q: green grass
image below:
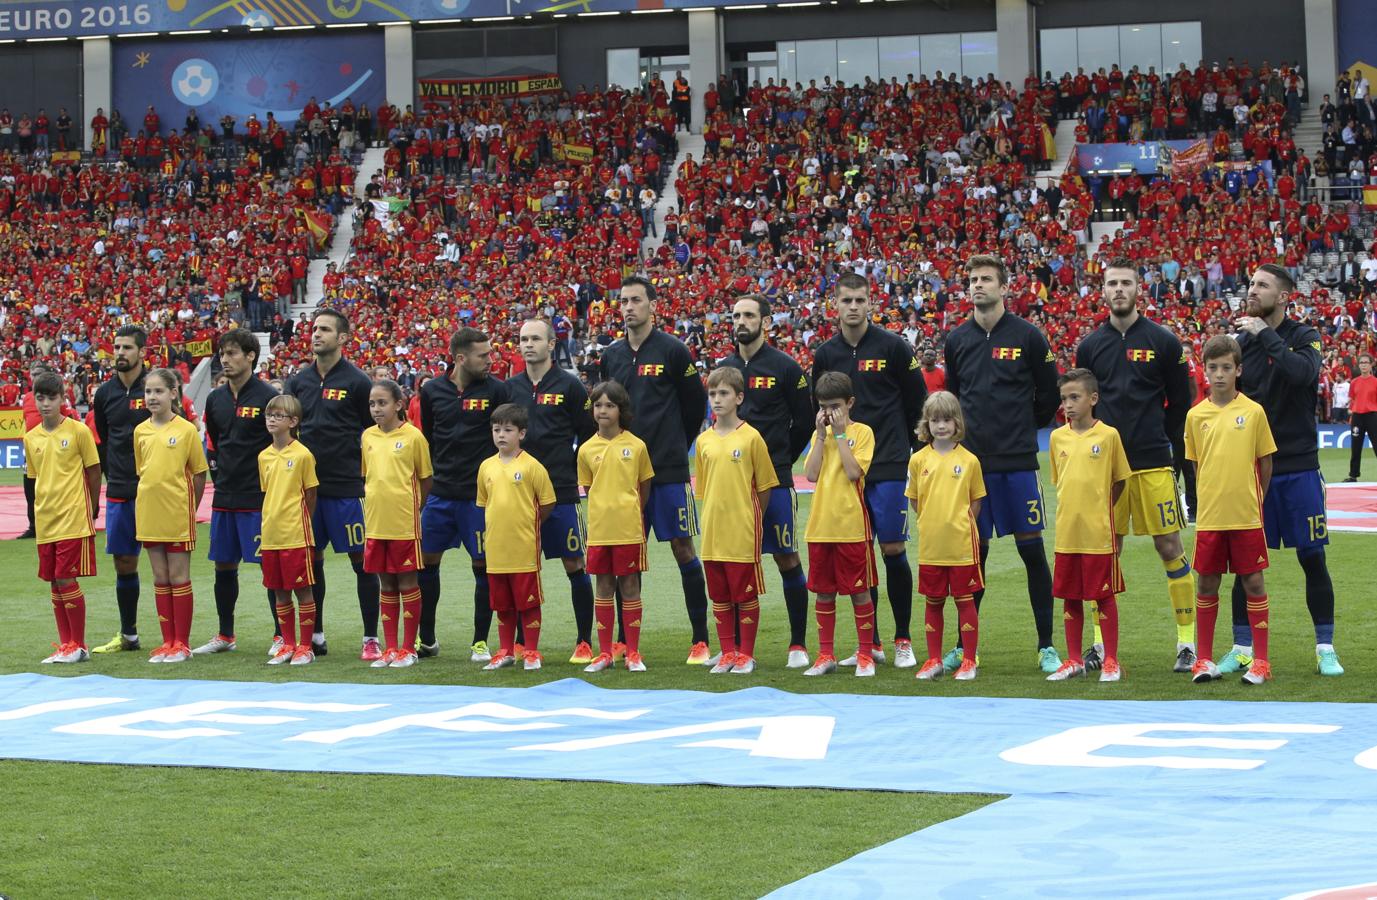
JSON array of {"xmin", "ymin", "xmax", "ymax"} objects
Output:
[
  {"xmin": 0, "ymin": 449, "xmax": 1369, "ymax": 898},
  {"xmin": 0, "ymin": 759, "xmax": 995, "ymax": 899}
]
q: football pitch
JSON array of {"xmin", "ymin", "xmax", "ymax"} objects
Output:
[{"xmin": 1, "ymin": 450, "xmax": 1373, "ymax": 898}]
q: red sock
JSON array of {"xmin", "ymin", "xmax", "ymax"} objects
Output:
[
  {"xmin": 854, "ymin": 601, "xmax": 876, "ymax": 658},
  {"xmin": 1098, "ymin": 596, "xmax": 1120, "ymax": 661},
  {"xmin": 1196, "ymin": 594, "xmax": 1218, "ymax": 661},
  {"xmin": 923, "ymin": 597, "xmax": 944, "ymax": 660},
  {"xmin": 50, "ymin": 585, "xmax": 72, "ymax": 646},
  {"xmin": 594, "ymin": 597, "xmax": 616, "ymax": 654},
  {"xmin": 171, "ymin": 582, "xmax": 194, "ymax": 646},
  {"xmin": 380, "ymin": 591, "xmax": 400, "ymax": 651},
  {"xmin": 1064, "ymin": 600, "xmax": 1085, "ymax": 663},
  {"xmin": 1246, "ymin": 593, "xmax": 1269, "ymax": 661},
  {"xmin": 297, "ymin": 601, "xmax": 317, "ymax": 646},
  {"xmin": 401, "ymin": 588, "xmax": 421, "ymax": 652},
  {"xmin": 62, "ymin": 584, "xmax": 87, "ymax": 648},
  {"xmin": 815, "ymin": 600, "xmax": 836, "ymax": 658},
  {"xmin": 738, "ymin": 599, "xmax": 760, "ymax": 659},
  {"xmin": 520, "ymin": 605, "xmax": 542, "ymax": 653},
  {"xmin": 154, "ymin": 584, "xmax": 174, "ymax": 646},
  {"xmin": 622, "ymin": 597, "xmax": 643, "ymax": 654},
  {"xmin": 955, "ymin": 597, "xmax": 978, "ymax": 659},
  {"xmin": 497, "ymin": 608, "xmax": 517, "ymax": 656},
  {"xmin": 276, "ymin": 601, "xmax": 297, "ymax": 648},
  {"xmin": 712, "ymin": 601, "xmax": 737, "ymax": 655}
]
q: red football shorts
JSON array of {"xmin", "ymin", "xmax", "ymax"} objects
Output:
[
  {"xmin": 807, "ymin": 541, "xmax": 877, "ymax": 596},
  {"xmin": 1194, "ymin": 528, "xmax": 1269, "ymax": 576},
  {"xmin": 704, "ymin": 560, "xmax": 765, "ymax": 604},
  {"xmin": 586, "ymin": 543, "xmax": 647, "ymax": 576},
  {"xmin": 261, "ymin": 547, "xmax": 316, "ymax": 591},
  {"xmin": 1053, "ymin": 552, "xmax": 1125, "ymax": 601},
  {"xmin": 489, "ymin": 571, "xmax": 544, "ymax": 612},
  {"xmin": 143, "ymin": 540, "xmax": 195, "ymax": 554},
  {"xmin": 37, "ymin": 536, "xmax": 97, "ymax": 582},
  {"xmin": 918, "ymin": 563, "xmax": 983, "ymax": 599},
  {"xmin": 363, "ymin": 538, "xmax": 422, "ymax": 574}
]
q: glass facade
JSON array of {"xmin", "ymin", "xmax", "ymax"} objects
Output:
[
  {"xmin": 1039, "ymin": 21, "xmax": 1203, "ymax": 76},
  {"xmin": 777, "ymin": 31, "xmax": 999, "ymax": 86}
]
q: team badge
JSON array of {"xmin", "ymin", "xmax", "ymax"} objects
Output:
[
  {"xmin": 167, "ymin": 436, "xmax": 177, "ymax": 446},
  {"xmin": 286, "ymin": 459, "xmax": 295, "ymax": 468},
  {"xmin": 731, "ymin": 448, "xmax": 742, "ymax": 461},
  {"xmin": 952, "ymin": 464, "xmax": 962, "ymax": 477},
  {"xmin": 514, "ymin": 471, "xmax": 523, "ymax": 482},
  {"xmin": 1235, "ymin": 415, "xmax": 1247, "ymax": 430},
  {"xmin": 59, "ymin": 438, "xmax": 69, "ymax": 448},
  {"xmin": 1091, "ymin": 444, "xmax": 1101, "ymax": 458},
  {"xmin": 621, "ymin": 448, "xmax": 632, "ymax": 458},
  {"xmin": 394, "ymin": 441, "xmax": 404, "ymax": 451}
]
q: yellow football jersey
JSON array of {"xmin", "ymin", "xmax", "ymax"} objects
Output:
[
  {"xmin": 694, "ymin": 422, "xmax": 779, "ymax": 563},
  {"xmin": 803, "ymin": 423, "xmax": 875, "ymax": 543},
  {"xmin": 477, "ymin": 451, "xmax": 556, "ymax": 573},
  {"xmin": 361, "ymin": 422, "xmax": 433, "ymax": 541},
  {"xmin": 24, "ymin": 418, "xmax": 100, "ymax": 543},
  {"xmin": 578, "ymin": 430, "xmax": 654, "ymax": 547},
  {"xmin": 905, "ymin": 444, "xmax": 985, "ymax": 565},
  {"xmin": 133, "ymin": 416, "xmax": 209, "ymax": 543},
  {"xmin": 258, "ymin": 440, "xmax": 319, "ymax": 550},
  {"xmin": 1049, "ymin": 421, "xmax": 1132, "ymax": 554},
  {"xmin": 1185, "ymin": 393, "xmax": 1277, "ymax": 531}
]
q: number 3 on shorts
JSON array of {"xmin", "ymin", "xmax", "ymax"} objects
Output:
[{"xmin": 1025, "ymin": 499, "xmax": 1042, "ymax": 526}]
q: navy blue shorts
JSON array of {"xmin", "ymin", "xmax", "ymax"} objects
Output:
[
  {"xmin": 1263, "ymin": 469, "xmax": 1329, "ymax": 551},
  {"xmin": 864, "ymin": 480, "xmax": 910, "ymax": 544},
  {"xmin": 421, "ymin": 495, "xmax": 485, "ymax": 559},
  {"xmin": 541, "ymin": 502, "xmax": 586, "ymax": 560},
  {"xmin": 104, "ymin": 498, "xmax": 141, "ymax": 556},
  {"xmin": 209, "ymin": 509, "xmax": 263, "ymax": 564},
  {"xmin": 643, "ymin": 482, "xmax": 698, "ymax": 542},
  {"xmin": 976, "ymin": 470, "xmax": 1046, "ymax": 541},
  {"xmin": 312, "ymin": 496, "xmax": 366, "ymax": 554},
  {"xmin": 760, "ymin": 486, "xmax": 799, "ymax": 555}
]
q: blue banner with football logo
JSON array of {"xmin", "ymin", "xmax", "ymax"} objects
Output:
[{"xmin": 112, "ymin": 32, "xmax": 385, "ymax": 129}]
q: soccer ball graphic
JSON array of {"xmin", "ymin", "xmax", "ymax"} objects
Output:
[
  {"xmin": 433, "ymin": 0, "xmax": 469, "ymax": 13},
  {"xmin": 242, "ymin": 10, "xmax": 273, "ymax": 25},
  {"xmin": 172, "ymin": 59, "xmax": 219, "ymax": 107}
]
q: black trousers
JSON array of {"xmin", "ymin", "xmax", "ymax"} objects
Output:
[{"xmin": 1351, "ymin": 411, "xmax": 1377, "ymax": 478}]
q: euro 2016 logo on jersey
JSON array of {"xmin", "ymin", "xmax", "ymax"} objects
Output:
[
  {"xmin": 167, "ymin": 436, "xmax": 178, "ymax": 446},
  {"xmin": 1235, "ymin": 415, "xmax": 1247, "ymax": 430},
  {"xmin": 731, "ymin": 448, "xmax": 742, "ymax": 463},
  {"xmin": 992, "ymin": 347, "xmax": 1022, "ymax": 360},
  {"xmin": 322, "ymin": 388, "xmax": 349, "ymax": 401},
  {"xmin": 857, "ymin": 359, "xmax": 886, "ymax": 372},
  {"xmin": 637, "ymin": 364, "xmax": 666, "ymax": 377},
  {"xmin": 1126, "ymin": 349, "xmax": 1156, "ymax": 362},
  {"xmin": 393, "ymin": 441, "xmax": 404, "ymax": 452},
  {"xmin": 129, "ymin": 398, "xmax": 145, "ymax": 410},
  {"xmin": 952, "ymin": 464, "xmax": 962, "ymax": 477},
  {"xmin": 749, "ymin": 376, "xmax": 777, "ymax": 389},
  {"xmin": 514, "ymin": 471, "xmax": 523, "ymax": 482},
  {"xmin": 537, "ymin": 393, "xmax": 564, "ymax": 405},
  {"xmin": 621, "ymin": 448, "xmax": 632, "ymax": 459},
  {"xmin": 60, "ymin": 438, "xmax": 69, "ymax": 449},
  {"xmin": 462, "ymin": 399, "xmax": 490, "ymax": 411},
  {"xmin": 1091, "ymin": 444, "xmax": 1102, "ymax": 458},
  {"xmin": 238, "ymin": 406, "xmax": 262, "ymax": 418},
  {"xmin": 286, "ymin": 459, "xmax": 295, "ymax": 469}
]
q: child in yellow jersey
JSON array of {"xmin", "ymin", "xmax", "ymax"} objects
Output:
[
  {"xmin": 362, "ymin": 380, "xmax": 433, "ymax": 669},
  {"xmin": 801, "ymin": 372, "xmax": 879, "ymax": 678},
  {"xmin": 477, "ymin": 403, "xmax": 556, "ymax": 671},
  {"xmin": 1186, "ymin": 335, "xmax": 1277, "ymax": 686},
  {"xmin": 25, "ymin": 370, "xmax": 101, "ymax": 663},
  {"xmin": 259, "ymin": 394, "xmax": 320, "ymax": 666},
  {"xmin": 1046, "ymin": 370, "xmax": 1131, "ymax": 683},
  {"xmin": 577, "ymin": 381, "xmax": 654, "ymax": 673},
  {"xmin": 133, "ymin": 368, "xmax": 208, "ymax": 664},
  {"xmin": 695, "ymin": 367, "xmax": 778, "ymax": 675},
  {"xmin": 907, "ymin": 391, "xmax": 986, "ymax": 683}
]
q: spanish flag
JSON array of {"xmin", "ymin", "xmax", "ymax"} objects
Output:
[
  {"xmin": 1365, "ymin": 185, "xmax": 1377, "ymax": 210},
  {"xmin": 303, "ymin": 209, "xmax": 331, "ymax": 251}
]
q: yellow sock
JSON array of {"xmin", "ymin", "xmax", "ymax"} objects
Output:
[{"xmin": 1165, "ymin": 555, "xmax": 1196, "ymax": 644}]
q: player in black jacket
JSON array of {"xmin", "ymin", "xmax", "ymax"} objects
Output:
[
  {"xmin": 719, "ymin": 294, "xmax": 816, "ymax": 666},
  {"xmin": 418, "ymin": 326, "xmax": 512, "ymax": 662},
  {"xmin": 1227, "ymin": 264, "xmax": 1343, "ymax": 676},
  {"xmin": 196, "ymin": 328, "xmax": 279, "ymax": 656},
  {"xmin": 811, "ymin": 272, "xmax": 927, "ymax": 667},
  {"xmin": 1075, "ymin": 261, "xmax": 1198, "ymax": 673},
  {"xmin": 510, "ymin": 318, "xmax": 597, "ymax": 662},
  {"xmin": 599, "ymin": 275, "xmax": 712, "ymax": 662},
  {"xmin": 90, "ymin": 325, "xmax": 150, "ymax": 654},
  {"xmin": 944, "ymin": 255, "xmax": 1061, "ymax": 672},
  {"xmin": 286, "ymin": 309, "xmax": 377, "ymax": 659}
]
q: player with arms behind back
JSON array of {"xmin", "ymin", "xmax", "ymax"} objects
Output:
[
  {"xmin": 908, "ymin": 391, "xmax": 985, "ymax": 682},
  {"xmin": 26, "ymin": 369, "xmax": 102, "ymax": 664},
  {"xmin": 578, "ymin": 381, "xmax": 655, "ymax": 673},
  {"xmin": 801, "ymin": 372, "xmax": 880, "ymax": 678},
  {"xmin": 1046, "ymin": 370, "xmax": 1131, "ymax": 683},
  {"xmin": 1186, "ymin": 335, "xmax": 1277, "ymax": 686},
  {"xmin": 695, "ymin": 367, "xmax": 779, "ymax": 675},
  {"xmin": 259, "ymin": 395, "xmax": 321, "ymax": 666}
]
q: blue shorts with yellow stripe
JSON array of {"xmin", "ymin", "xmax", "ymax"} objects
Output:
[
  {"xmin": 643, "ymin": 482, "xmax": 698, "ymax": 542},
  {"xmin": 541, "ymin": 502, "xmax": 586, "ymax": 559}
]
